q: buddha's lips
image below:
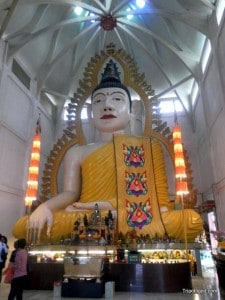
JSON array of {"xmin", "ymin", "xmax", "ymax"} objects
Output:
[{"xmin": 100, "ymin": 114, "xmax": 116, "ymax": 119}]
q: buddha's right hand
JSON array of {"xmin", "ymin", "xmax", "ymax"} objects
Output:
[{"xmin": 27, "ymin": 203, "xmax": 53, "ymax": 243}]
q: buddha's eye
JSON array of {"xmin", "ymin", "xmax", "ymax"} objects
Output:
[
  {"xmin": 93, "ymin": 93, "xmax": 105, "ymax": 104},
  {"xmin": 93, "ymin": 99, "xmax": 102, "ymax": 104},
  {"xmin": 111, "ymin": 92, "xmax": 126, "ymax": 102},
  {"xmin": 93, "ymin": 96, "xmax": 105, "ymax": 104}
]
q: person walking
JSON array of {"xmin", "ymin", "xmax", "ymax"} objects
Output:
[{"xmin": 8, "ymin": 238, "xmax": 28, "ymax": 300}]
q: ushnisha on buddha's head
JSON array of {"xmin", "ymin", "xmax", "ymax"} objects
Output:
[{"xmin": 91, "ymin": 59, "xmax": 132, "ymax": 133}]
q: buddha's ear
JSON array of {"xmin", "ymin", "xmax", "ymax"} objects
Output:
[
  {"xmin": 131, "ymin": 99, "xmax": 141, "ymax": 115},
  {"xmin": 129, "ymin": 99, "xmax": 144, "ymax": 135}
]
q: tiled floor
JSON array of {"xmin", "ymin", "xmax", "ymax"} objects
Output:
[{"xmin": 0, "ymin": 266, "xmax": 224, "ymax": 300}]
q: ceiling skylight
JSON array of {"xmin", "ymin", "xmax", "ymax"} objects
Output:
[
  {"xmin": 74, "ymin": 7, "xmax": 83, "ymax": 15},
  {"xmin": 136, "ymin": 0, "xmax": 146, "ymax": 9},
  {"xmin": 126, "ymin": 8, "xmax": 133, "ymax": 20}
]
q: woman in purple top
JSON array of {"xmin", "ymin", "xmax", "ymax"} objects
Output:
[{"xmin": 8, "ymin": 238, "xmax": 28, "ymax": 300}]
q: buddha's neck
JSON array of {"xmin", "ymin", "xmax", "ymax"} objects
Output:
[{"xmin": 99, "ymin": 130, "xmax": 124, "ymax": 142}]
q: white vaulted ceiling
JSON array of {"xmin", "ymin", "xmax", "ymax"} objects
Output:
[{"xmin": 0, "ymin": 0, "xmax": 217, "ymax": 119}]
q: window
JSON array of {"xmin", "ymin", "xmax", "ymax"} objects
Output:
[
  {"xmin": 216, "ymin": 0, "xmax": 225, "ymax": 25},
  {"xmin": 81, "ymin": 105, "xmax": 88, "ymax": 119},
  {"xmin": 191, "ymin": 81, "xmax": 199, "ymax": 106},
  {"xmin": 159, "ymin": 98, "xmax": 183, "ymax": 114},
  {"xmin": 201, "ymin": 39, "xmax": 212, "ymax": 74},
  {"xmin": 12, "ymin": 59, "xmax": 30, "ymax": 90}
]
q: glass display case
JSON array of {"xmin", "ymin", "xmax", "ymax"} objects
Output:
[{"xmin": 28, "ymin": 242, "xmax": 201, "ymax": 264}]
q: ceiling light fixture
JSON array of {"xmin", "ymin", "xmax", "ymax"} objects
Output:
[
  {"xmin": 136, "ymin": 0, "xmax": 146, "ymax": 9},
  {"xmin": 90, "ymin": 13, "xmax": 96, "ymax": 23},
  {"xmin": 74, "ymin": 6, "xmax": 83, "ymax": 15},
  {"xmin": 126, "ymin": 8, "xmax": 133, "ymax": 20}
]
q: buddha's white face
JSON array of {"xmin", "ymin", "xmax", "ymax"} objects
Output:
[{"xmin": 92, "ymin": 87, "xmax": 131, "ymax": 133}]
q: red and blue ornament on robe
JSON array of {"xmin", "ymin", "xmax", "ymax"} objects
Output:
[{"xmin": 114, "ymin": 135, "xmax": 154, "ymax": 233}]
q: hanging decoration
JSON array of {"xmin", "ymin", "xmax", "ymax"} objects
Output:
[
  {"xmin": 172, "ymin": 123, "xmax": 189, "ymax": 196},
  {"xmin": 25, "ymin": 115, "xmax": 41, "ymax": 209},
  {"xmin": 173, "ymin": 121, "xmax": 189, "ymax": 256}
]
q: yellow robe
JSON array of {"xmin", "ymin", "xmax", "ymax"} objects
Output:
[{"xmin": 13, "ymin": 136, "xmax": 203, "ymax": 243}]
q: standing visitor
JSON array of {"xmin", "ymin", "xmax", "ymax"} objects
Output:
[
  {"xmin": 8, "ymin": 238, "xmax": 28, "ymax": 300},
  {"xmin": 4, "ymin": 240, "xmax": 19, "ymax": 284},
  {"xmin": 0, "ymin": 234, "xmax": 8, "ymax": 282}
]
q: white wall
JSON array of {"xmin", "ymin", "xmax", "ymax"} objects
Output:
[
  {"xmin": 194, "ymin": 11, "xmax": 225, "ymax": 231},
  {"xmin": 0, "ymin": 43, "xmax": 56, "ymax": 242}
]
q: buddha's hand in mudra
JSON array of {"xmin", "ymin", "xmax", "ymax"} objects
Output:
[
  {"xmin": 66, "ymin": 201, "xmax": 115, "ymax": 211},
  {"xmin": 27, "ymin": 203, "xmax": 53, "ymax": 242}
]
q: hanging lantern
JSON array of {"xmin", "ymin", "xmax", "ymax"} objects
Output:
[
  {"xmin": 25, "ymin": 117, "xmax": 41, "ymax": 208},
  {"xmin": 176, "ymin": 181, "xmax": 189, "ymax": 196},
  {"xmin": 174, "ymin": 153, "xmax": 185, "ymax": 167},
  {"xmin": 173, "ymin": 121, "xmax": 189, "ymax": 253},
  {"xmin": 173, "ymin": 123, "xmax": 189, "ymax": 195},
  {"xmin": 175, "ymin": 166, "xmax": 186, "ymax": 178},
  {"xmin": 173, "ymin": 123, "xmax": 186, "ymax": 179}
]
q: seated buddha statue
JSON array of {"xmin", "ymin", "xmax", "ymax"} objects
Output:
[{"xmin": 13, "ymin": 60, "xmax": 203, "ymax": 243}]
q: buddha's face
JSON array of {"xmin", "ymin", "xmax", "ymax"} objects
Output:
[{"xmin": 92, "ymin": 87, "xmax": 131, "ymax": 133}]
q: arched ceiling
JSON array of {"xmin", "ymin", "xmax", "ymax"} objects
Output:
[{"xmin": 0, "ymin": 0, "xmax": 217, "ymax": 118}]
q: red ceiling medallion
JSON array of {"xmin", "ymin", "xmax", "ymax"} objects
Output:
[{"xmin": 100, "ymin": 15, "xmax": 117, "ymax": 31}]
